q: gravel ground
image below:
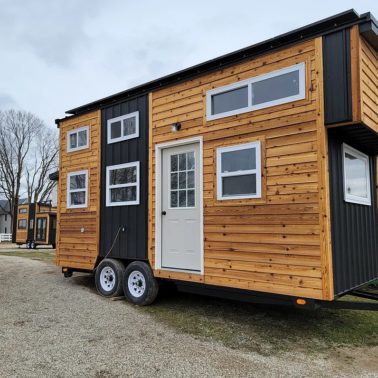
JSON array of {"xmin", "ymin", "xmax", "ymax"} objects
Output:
[{"xmin": 0, "ymin": 255, "xmax": 377, "ymax": 378}]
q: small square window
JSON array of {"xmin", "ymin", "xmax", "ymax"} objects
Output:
[
  {"xmin": 107, "ymin": 112, "xmax": 139, "ymax": 144},
  {"xmin": 217, "ymin": 142, "xmax": 262, "ymax": 200},
  {"xmin": 343, "ymin": 144, "xmax": 371, "ymax": 206},
  {"xmin": 67, "ymin": 170, "xmax": 88, "ymax": 209},
  {"xmin": 67, "ymin": 126, "xmax": 89, "ymax": 152},
  {"xmin": 18, "ymin": 219, "xmax": 27, "ymax": 229},
  {"xmin": 106, "ymin": 162, "xmax": 140, "ymax": 206}
]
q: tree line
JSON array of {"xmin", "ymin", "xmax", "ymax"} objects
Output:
[{"xmin": 0, "ymin": 109, "xmax": 58, "ymax": 241}]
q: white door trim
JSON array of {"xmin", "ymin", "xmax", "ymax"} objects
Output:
[{"xmin": 155, "ymin": 136, "xmax": 204, "ymax": 275}]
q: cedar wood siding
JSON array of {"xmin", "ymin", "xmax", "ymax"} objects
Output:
[
  {"xmin": 56, "ymin": 111, "xmax": 101, "ymax": 270},
  {"xmin": 149, "ymin": 38, "xmax": 334, "ymax": 300},
  {"xmin": 16, "ymin": 204, "xmax": 33, "ymax": 244}
]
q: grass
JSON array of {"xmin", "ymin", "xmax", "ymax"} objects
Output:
[
  {"xmin": 141, "ymin": 288, "xmax": 378, "ymax": 355},
  {"xmin": 0, "ymin": 248, "xmax": 56, "ymax": 263}
]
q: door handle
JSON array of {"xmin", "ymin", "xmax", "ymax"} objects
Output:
[{"xmin": 162, "ymin": 211, "xmax": 167, "ymax": 216}]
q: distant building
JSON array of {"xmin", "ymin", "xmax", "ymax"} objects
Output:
[{"xmin": 0, "ymin": 200, "xmax": 11, "ymax": 234}]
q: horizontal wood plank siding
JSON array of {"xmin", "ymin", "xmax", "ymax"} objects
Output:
[
  {"xmin": 56, "ymin": 111, "xmax": 101, "ymax": 270},
  {"xmin": 150, "ymin": 39, "xmax": 329, "ymax": 300},
  {"xmin": 360, "ymin": 37, "xmax": 378, "ymax": 133}
]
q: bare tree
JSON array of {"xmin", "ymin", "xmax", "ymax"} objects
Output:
[
  {"xmin": 0, "ymin": 109, "xmax": 57, "ymax": 242},
  {"xmin": 26, "ymin": 128, "xmax": 58, "ymax": 204}
]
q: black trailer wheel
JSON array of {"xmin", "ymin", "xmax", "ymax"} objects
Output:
[
  {"xmin": 31, "ymin": 241, "xmax": 36, "ymax": 249},
  {"xmin": 95, "ymin": 259, "xmax": 125, "ymax": 298},
  {"xmin": 123, "ymin": 261, "xmax": 159, "ymax": 306}
]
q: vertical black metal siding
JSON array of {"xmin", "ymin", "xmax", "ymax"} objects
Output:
[
  {"xmin": 328, "ymin": 131, "xmax": 378, "ymax": 295},
  {"xmin": 100, "ymin": 95, "xmax": 149, "ymax": 261},
  {"xmin": 323, "ymin": 29, "xmax": 352, "ymax": 125},
  {"xmin": 27, "ymin": 204, "xmax": 36, "ymax": 241}
]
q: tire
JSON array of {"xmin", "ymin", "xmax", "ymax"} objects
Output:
[
  {"xmin": 31, "ymin": 241, "xmax": 36, "ymax": 249},
  {"xmin": 95, "ymin": 259, "xmax": 125, "ymax": 298},
  {"xmin": 123, "ymin": 261, "xmax": 159, "ymax": 306},
  {"xmin": 27, "ymin": 242, "xmax": 32, "ymax": 249}
]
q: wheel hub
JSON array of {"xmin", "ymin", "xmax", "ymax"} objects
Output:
[
  {"xmin": 128, "ymin": 271, "xmax": 146, "ymax": 298},
  {"xmin": 99, "ymin": 267, "xmax": 116, "ymax": 292}
]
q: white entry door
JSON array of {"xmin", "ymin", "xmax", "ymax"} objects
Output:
[{"xmin": 161, "ymin": 142, "xmax": 201, "ymax": 272}]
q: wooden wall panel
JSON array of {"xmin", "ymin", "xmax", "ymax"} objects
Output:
[
  {"xmin": 56, "ymin": 110, "xmax": 101, "ymax": 270},
  {"xmin": 149, "ymin": 38, "xmax": 332, "ymax": 300},
  {"xmin": 15, "ymin": 204, "xmax": 29, "ymax": 244},
  {"xmin": 360, "ymin": 37, "xmax": 378, "ymax": 133}
]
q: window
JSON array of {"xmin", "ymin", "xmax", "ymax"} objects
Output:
[
  {"xmin": 4, "ymin": 214, "xmax": 7, "ymax": 221},
  {"xmin": 18, "ymin": 219, "xmax": 27, "ymax": 229},
  {"xmin": 106, "ymin": 162, "xmax": 140, "ymax": 206},
  {"xmin": 207, "ymin": 63, "xmax": 305, "ymax": 120},
  {"xmin": 29, "ymin": 219, "xmax": 34, "ymax": 230},
  {"xmin": 67, "ymin": 126, "xmax": 89, "ymax": 152},
  {"xmin": 217, "ymin": 141, "xmax": 261, "ymax": 200},
  {"xmin": 36, "ymin": 217, "xmax": 47, "ymax": 241},
  {"xmin": 67, "ymin": 170, "xmax": 88, "ymax": 209},
  {"xmin": 343, "ymin": 144, "xmax": 371, "ymax": 206},
  {"xmin": 107, "ymin": 111, "xmax": 139, "ymax": 144},
  {"xmin": 170, "ymin": 151, "xmax": 195, "ymax": 208},
  {"xmin": 4, "ymin": 227, "xmax": 7, "ymax": 233},
  {"xmin": 19, "ymin": 208, "xmax": 27, "ymax": 214}
]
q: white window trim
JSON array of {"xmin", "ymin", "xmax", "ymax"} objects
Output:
[
  {"xmin": 342, "ymin": 143, "xmax": 371, "ymax": 206},
  {"xmin": 67, "ymin": 170, "xmax": 88, "ymax": 209},
  {"xmin": 106, "ymin": 161, "xmax": 140, "ymax": 207},
  {"xmin": 67, "ymin": 126, "xmax": 89, "ymax": 152},
  {"xmin": 107, "ymin": 111, "xmax": 140, "ymax": 144},
  {"xmin": 216, "ymin": 141, "xmax": 262, "ymax": 200},
  {"xmin": 206, "ymin": 62, "xmax": 306, "ymax": 121}
]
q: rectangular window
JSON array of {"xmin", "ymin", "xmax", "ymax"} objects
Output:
[
  {"xmin": 343, "ymin": 144, "xmax": 371, "ymax": 206},
  {"xmin": 67, "ymin": 170, "xmax": 88, "ymax": 209},
  {"xmin": 67, "ymin": 126, "xmax": 89, "ymax": 152},
  {"xmin": 107, "ymin": 111, "xmax": 139, "ymax": 144},
  {"xmin": 170, "ymin": 151, "xmax": 195, "ymax": 208},
  {"xmin": 4, "ymin": 214, "xmax": 7, "ymax": 221},
  {"xmin": 106, "ymin": 162, "xmax": 140, "ymax": 206},
  {"xmin": 36, "ymin": 217, "xmax": 47, "ymax": 241},
  {"xmin": 207, "ymin": 63, "xmax": 305, "ymax": 121},
  {"xmin": 217, "ymin": 141, "xmax": 261, "ymax": 200},
  {"xmin": 18, "ymin": 219, "xmax": 27, "ymax": 229},
  {"xmin": 19, "ymin": 208, "xmax": 27, "ymax": 214}
]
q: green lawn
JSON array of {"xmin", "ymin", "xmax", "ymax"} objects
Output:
[
  {"xmin": 0, "ymin": 249, "xmax": 56, "ymax": 263},
  {"xmin": 142, "ymin": 288, "xmax": 378, "ymax": 355}
]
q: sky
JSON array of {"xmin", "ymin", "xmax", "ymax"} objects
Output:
[{"xmin": 0, "ymin": 0, "xmax": 377, "ymax": 128}]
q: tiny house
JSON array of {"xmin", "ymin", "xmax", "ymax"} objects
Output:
[
  {"xmin": 55, "ymin": 10, "xmax": 378, "ymax": 307},
  {"xmin": 16, "ymin": 202, "xmax": 57, "ymax": 249}
]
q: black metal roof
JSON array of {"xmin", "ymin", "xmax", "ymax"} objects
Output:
[{"xmin": 63, "ymin": 9, "xmax": 376, "ymax": 118}]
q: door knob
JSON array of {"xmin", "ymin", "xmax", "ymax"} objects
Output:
[{"xmin": 162, "ymin": 211, "xmax": 167, "ymax": 216}]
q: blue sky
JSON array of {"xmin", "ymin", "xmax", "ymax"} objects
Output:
[{"xmin": 0, "ymin": 0, "xmax": 377, "ymax": 127}]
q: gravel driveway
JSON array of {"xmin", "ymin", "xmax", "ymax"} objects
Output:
[{"xmin": 0, "ymin": 255, "xmax": 377, "ymax": 377}]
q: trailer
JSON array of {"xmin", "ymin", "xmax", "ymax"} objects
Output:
[
  {"xmin": 16, "ymin": 202, "xmax": 57, "ymax": 249},
  {"xmin": 54, "ymin": 10, "xmax": 378, "ymax": 308}
]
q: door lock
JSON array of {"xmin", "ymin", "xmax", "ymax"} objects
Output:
[{"xmin": 162, "ymin": 211, "xmax": 167, "ymax": 216}]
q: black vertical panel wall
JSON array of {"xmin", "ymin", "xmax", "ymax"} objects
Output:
[
  {"xmin": 323, "ymin": 29, "xmax": 352, "ymax": 125},
  {"xmin": 27, "ymin": 204, "xmax": 36, "ymax": 241},
  {"xmin": 100, "ymin": 95, "xmax": 149, "ymax": 261},
  {"xmin": 328, "ymin": 129, "xmax": 378, "ymax": 295}
]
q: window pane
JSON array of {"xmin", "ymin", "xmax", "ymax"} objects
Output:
[
  {"xmin": 212, "ymin": 86, "xmax": 248, "ymax": 115},
  {"xmin": 179, "ymin": 153, "xmax": 186, "ymax": 171},
  {"xmin": 179, "ymin": 190, "xmax": 186, "ymax": 207},
  {"xmin": 70, "ymin": 191, "xmax": 86, "ymax": 205},
  {"xmin": 110, "ymin": 166, "xmax": 136, "ymax": 185},
  {"xmin": 123, "ymin": 117, "xmax": 136, "ymax": 136},
  {"xmin": 18, "ymin": 220, "xmax": 26, "ymax": 229},
  {"xmin": 110, "ymin": 187, "xmax": 136, "ymax": 202},
  {"xmin": 187, "ymin": 171, "xmax": 194, "ymax": 189},
  {"xmin": 36, "ymin": 218, "xmax": 47, "ymax": 241},
  {"xmin": 69, "ymin": 133, "xmax": 77, "ymax": 149},
  {"xmin": 170, "ymin": 191, "xmax": 178, "ymax": 208},
  {"xmin": 171, "ymin": 173, "xmax": 178, "ymax": 189},
  {"xmin": 252, "ymin": 70, "xmax": 300, "ymax": 106},
  {"xmin": 187, "ymin": 190, "xmax": 195, "ymax": 207},
  {"xmin": 222, "ymin": 174, "xmax": 256, "ymax": 197},
  {"xmin": 78, "ymin": 130, "xmax": 87, "ymax": 147},
  {"xmin": 110, "ymin": 121, "xmax": 121, "ymax": 139},
  {"xmin": 70, "ymin": 174, "xmax": 86, "ymax": 190},
  {"xmin": 179, "ymin": 172, "xmax": 186, "ymax": 189},
  {"xmin": 221, "ymin": 148, "xmax": 256, "ymax": 173},
  {"xmin": 171, "ymin": 154, "xmax": 178, "ymax": 172},
  {"xmin": 187, "ymin": 152, "xmax": 195, "ymax": 170},
  {"xmin": 344, "ymin": 152, "xmax": 368, "ymax": 198}
]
